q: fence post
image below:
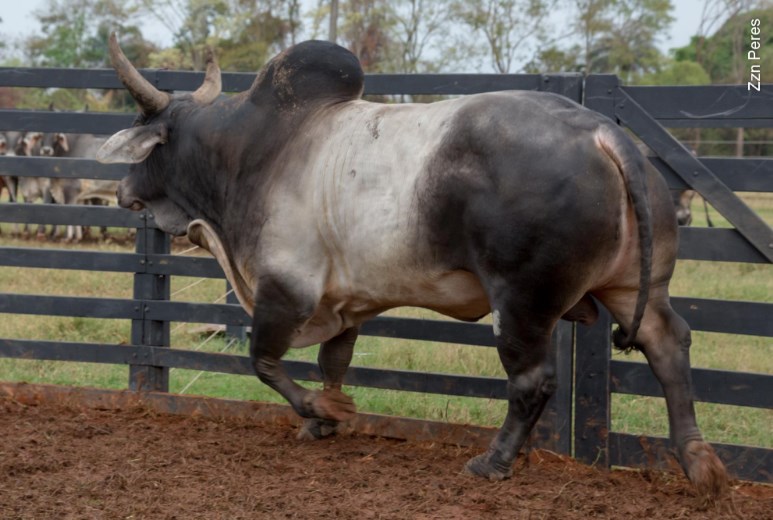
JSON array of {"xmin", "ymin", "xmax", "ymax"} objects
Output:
[
  {"xmin": 583, "ymin": 74, "xmax": 619, "ymax": 121},
  {"xmin": 129, "ymin": 211, "xmax": 171, "ymax": 391},
  {"xmin": 530, "ymin": 319, "xmax": 574, "ymax": 454},
  {"xmin": 539, "ymin": 73, "xmax": 584, "ymax": 103},
  {"xmin": 574, "ymin": 306, "xmax": 612, "ymax": 467},
  {"xmin": 225, "ymin": 281, "xmax": 247, "ymax": 341},
  {"xmin": 570, "ymin": 77, "xmax": 617, "ymax": 465}
]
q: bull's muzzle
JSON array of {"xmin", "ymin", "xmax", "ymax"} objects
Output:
[{"xmin": 116, "ymin": 181, "xmax": 145, "ymax": 211}]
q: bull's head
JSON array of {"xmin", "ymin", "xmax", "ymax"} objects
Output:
[
  {"xmin": 39, "ymin": 133, "xmax": 69, "ymax": 157},
  {"xmin": 96, "ymin": 33, "xmax": 222, "ymax": 236},
  {"xmin": 15, "ymin": 132, "xmax": 43, "ymax": 157}
]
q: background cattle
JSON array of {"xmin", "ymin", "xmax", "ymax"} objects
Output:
[
  {"xmin": 0, "ymin": 131, "xmax": 50, "ymax": 238},
  {"xmin": 1, "ymin": 129, "xmax": 112, "ymax": 242},
  {"xmin": 38, "ymin": 132, "xmax": 110, "ymax": 241},
  {"xmin": 0, "ymin": 133, "xmax": 18, "ymax": 204}
]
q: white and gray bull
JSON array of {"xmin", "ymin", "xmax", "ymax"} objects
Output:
[{"xmin": 97, "ymin": 35, "xmax": 727, "ymax": 500}]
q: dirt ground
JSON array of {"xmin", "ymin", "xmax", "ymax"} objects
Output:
[{"xmin": 0, "ymin": 398, "xmax": 770, "ymax": 520}]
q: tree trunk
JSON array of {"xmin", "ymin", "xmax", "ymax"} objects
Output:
[{"xmin": 329, "ymin": 0, "xmax": 339, "ymax": 43}]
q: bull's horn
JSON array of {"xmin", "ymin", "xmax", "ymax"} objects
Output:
[
  {"xmin": 108, "ymin": 32, "xmax": 170, "ymax": 115},
  {"xmin": 191, "ymin": 47, "xmax": 221, "ymax": 105}
]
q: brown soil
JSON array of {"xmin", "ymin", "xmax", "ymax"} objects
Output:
[{"xmin": 1, "ymin": 398, "xmax": 770, "ymax": 519}]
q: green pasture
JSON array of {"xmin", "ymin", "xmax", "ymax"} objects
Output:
[{"xmin": 0, "ymin": 200, "xmax": 770, "ymax": 452}]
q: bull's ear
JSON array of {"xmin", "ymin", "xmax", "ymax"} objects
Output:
[{"xmin": 96, "ymin": 123, "xmax": 168, "ymax": 164}]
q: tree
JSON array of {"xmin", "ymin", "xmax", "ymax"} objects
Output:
[
  {"xmin": 523, "ymin": 45, "xmax": 583, "ymax": 73},
  {"xmin": 338, "ymin": 0, "xmax": 393, "ymax": 72},
  {"xmin": 574, "ymin": 0, "xmax": 614, "ymax": 73},
  {"xmin": 387, "ymin": 0, "xmax": 454, "ymax": 73},
  {"xmin": 675, "ymin": 1, "xmax": 773, "ymax": 83},
  {"xmin": 28, "ymin": 0, "xmax": 153, "ymax": 68},
  {"xmin": 452, "ymin": 0, "xmax": 559, "ymax": 73},
  {"xmin": 673, "ymin": 2, "xmax": 773, "ymax": 157},
  {"xmin": 0, "ymin": 16, "xmax": 4, "ymax": 50},
  {"xmin": 137, "ymin": 0, "xmax": 301, "ymax": 71},
  {"xmin": 690, "ymin": 0, "xmax": 753, "ymax": 73},
  {"xmin": 215, "ymin": 1, "xmax": 301, "ymax": 71},
  {"xmin": 585, "ymin": 0, "xmax": 674, "ymax": 81},
  {"xmin": 637, "ymin": 60, "xmax": 711, "ymax": 85}
]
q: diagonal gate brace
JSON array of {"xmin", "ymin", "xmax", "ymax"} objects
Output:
[{"xmin": 613, "ymin": 88, "xmax": 773, "ymax": 263}]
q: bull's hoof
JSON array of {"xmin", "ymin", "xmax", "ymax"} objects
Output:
[
  {"xmin": 464, "ymin": 453, "xmax": 513, "ymax": 481},
  {"xmin": 297, "ymin": 418, "xmax": 342, "ymax": 441},
  {"xmin": 305, "ymin": 389, "xmax": 356, "ymax": 422},
  {"xmin": 682, "ymin": 441, "xmax": 729, "ymax": 505}
]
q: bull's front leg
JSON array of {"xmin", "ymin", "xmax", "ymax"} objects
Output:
[
  {"xmin": 249, "ymin": 276, "xmax": 356, "ymax": 423},
  {"xmin": 298, "ymin": 326, "xmax": 358, "ymax": 440}
]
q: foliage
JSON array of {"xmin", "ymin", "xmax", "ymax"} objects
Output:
[
  {"xmin": 637, "ymin": 59, "xmax": 711, "ymax": 85},
  {"xmin": 216, "ymin": 1, "xmax": 300, "ymax": 71},
  {"xmin": 136, "ymin": 0, "xmax": 302, "ymax": 71},
  {"xmin": 524, "ymin": 0, "xmax": 674, "ymax": 78},
  {"xmin": 27, "ymin": 0, "xmax": 156, "ymax": 68},
  {"xmin": 666, "ymin": 5, "xmax": 773, "ymax": 157},
  {"xmin": 674, "ymin": 5, "xmax": 773, "ymax": 83},
  {"xmin": 337, "ymin": 0, "xmax": 394, "ymax": 72},
  {"xmin": 451, "ymin": 0, "xmax": 558, "ymax": 73},
  {"xmin": 587, "ymin": 0, "xmax": 673, "ymax": 80},
  {"xmin": 386, "ymin": 0, "xmax": 455, "ymax": 73},
  {"xmin": 524, "ymin": 44, "xmax": 584, "ymax": 73}
]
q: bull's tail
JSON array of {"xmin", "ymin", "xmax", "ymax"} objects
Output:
[{"xmin": 595, "ymin": 125, "xmax": 653, "ymax": 350}]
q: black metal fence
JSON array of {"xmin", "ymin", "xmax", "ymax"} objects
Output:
[{"xmin": 0, "ymin": 67, "xmax": 770, "ymax": 482}]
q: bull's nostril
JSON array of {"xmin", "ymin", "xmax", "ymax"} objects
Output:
[{"xmin": 130, "ymin": 201, "xmax": 145, "ymax": 211}]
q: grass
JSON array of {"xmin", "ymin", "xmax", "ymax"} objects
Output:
[{"xmin": 0, "ymin": 202, "xmax": 771, "ymax": 452}]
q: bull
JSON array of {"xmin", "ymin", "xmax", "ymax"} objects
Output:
[{"xmin": 97, "ymin": 34, "xmax": 727, "ymax": 499}]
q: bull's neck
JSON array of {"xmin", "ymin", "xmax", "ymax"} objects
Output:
[{"xmin": 184, "ymin": 94, "xmax": 282, "ymax": 259}]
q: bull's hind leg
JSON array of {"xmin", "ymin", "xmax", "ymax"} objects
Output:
[
  {"xmin": 298, "ymin": 327, "xmax": 358, "ymax": 440},
  {"xmin": 599, "ymin": 287, "xmax": 728, "ymax": 500},
  {"xmin": 466, "ymin": 297, "xmax": 558, "ymax": 480}
]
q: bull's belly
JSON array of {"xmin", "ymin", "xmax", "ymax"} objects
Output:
[{"xmin": 290, "ymin": 269, "xmax": 491, "ymax": 348}]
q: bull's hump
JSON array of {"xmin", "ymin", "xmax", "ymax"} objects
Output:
[{"xmin": 251, "ymin": 40, "xmax": 364, "ymax": 108}]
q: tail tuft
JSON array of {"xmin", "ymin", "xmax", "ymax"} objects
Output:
[{"xmin": 612, "ymin": 326, "xmax": 641, "ymax": 353}]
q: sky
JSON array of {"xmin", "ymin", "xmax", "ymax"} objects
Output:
[{"xmin": 0, "ymin": 0, "xmax": 708, "ymax": 69}]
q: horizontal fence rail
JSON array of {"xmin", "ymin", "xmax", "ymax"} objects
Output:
[
  {"xmin": 624, "ymin": 84, "xmax": 773, "ymax": 127},
  {"xmin": 652, "ymin": 157, "xmax": 773, "ymax": 193},
  {"xmin": 0, "ymin": 156, "xmax": 128, "ymax": 180},
  {"xmin": 0, "ymin": 69, "xmax": 770, "ymax": 483},
  {"xmin": 2, "ymin": 284, "xmax": 770, "ymax": 339},
  {"xmin": 0, "ymin": 207, "xmax": 767, "ymax": 264}
]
